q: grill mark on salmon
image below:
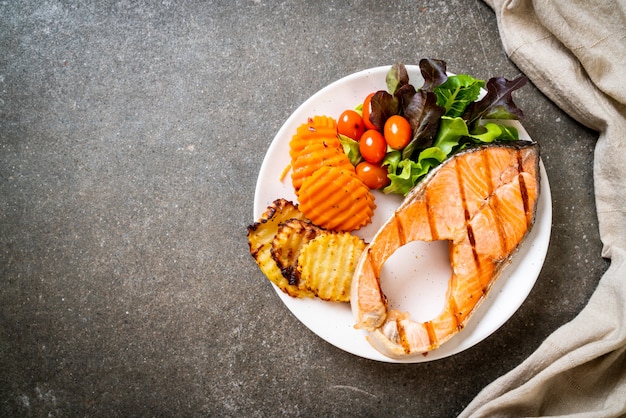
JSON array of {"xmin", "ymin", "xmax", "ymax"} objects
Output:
[
  {"xmin": 351, "ymin": 141, "xmax": 540, "ymax": 359},
  {"xmin": 423, "ymin": 323, "xmax": 435, "ymax": 349},
  {"xmin": 395, "ymin": 216, "xmax": 407, "ymax": 249},
  {"xmin": 519, "ymin": 172, "xmax": 530, "ymax": 225},
  {"xmin": 456, "ymin": 156, "xmax": 483, "ymax": 300},
  {"xmin": 447, "ymin": 296, "xmax": 462, "ymax": 331},
  {"xmin": 425, "ymin": 193, "xmax": 439, "ymax": 240},
  {"xmin": 466, "ymin": 224, "xmax": 481, "ymax": 276},
  {"xmin": 397, "ymin": 317, "xmax": 411, "ymax": 354},
  {"xmin": 491, "ymin": 191, "xmax": 509, "ymax": 261}
]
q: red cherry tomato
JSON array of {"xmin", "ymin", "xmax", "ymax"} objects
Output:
[
  {"xmin": 359, "ymin": 129, "xmax": 387, "ymax": 164},
  {"xmin": 384, "ymin": 115, "xmax": 412, "ymax": 150},
  {"xmin": 356, "ymin": 161, "xmax": 390, "ymax": 190},
  {"xmin": 337, "ymin": 109, "xmax": 365, "ymax": 140},
  {"xmin": 362, "ymin": 92, "xmax": 378, "ymax": 131}
]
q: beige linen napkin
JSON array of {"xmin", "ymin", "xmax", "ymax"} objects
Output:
[{"xmin": 460, "ymin": 1, "xmax": 626, "ymax": 417}]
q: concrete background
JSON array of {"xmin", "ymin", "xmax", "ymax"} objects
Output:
[{"xmin": 0, "ymin": 1, "xmax": 609, "ymax": 416}]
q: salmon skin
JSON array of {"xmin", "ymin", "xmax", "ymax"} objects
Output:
[{"xmin": 350, "ymin": 141, "xmax": 541, "ymax": 359}]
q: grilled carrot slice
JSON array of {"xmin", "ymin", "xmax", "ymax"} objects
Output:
[
  {"xmin": 289, "ymin": 116, "xmax": 338, "ymax": 160},
  {"xmin": 291, "ymin": 138, "xmax": 354, "ymax": 192},
  {"xmin": 289, "ymin": 115, "xmax": 354, "ymax": 194},
  {"xmin": 298, "ymin": 165, "xmax": 376, "ymax": 232}
]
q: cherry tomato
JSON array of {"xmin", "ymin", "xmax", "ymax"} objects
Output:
[
  {"xmin": 384, "ymin": 115, "xmax": 412, "ymax": 150},
  {"xmin": 337, "ymin": 109, "xmax": 365, "ymax": 140},
  {"xmin": 361, "ymin": 92, "xmax": 378, "ymax": 131},
  {"xmin": 356, "ymin": 161, "xmax": 390, "ymax": 190},
  {"xmin": 359, "ymin": 129, "xmax": 387, "ymax": 164}
]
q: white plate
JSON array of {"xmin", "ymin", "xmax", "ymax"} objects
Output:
[{"xmin": 253, "ymin": 65, "xmax": 552, "ymax": 363}]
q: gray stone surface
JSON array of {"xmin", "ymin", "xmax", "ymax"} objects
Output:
[{"xmin": 0, "ymin": 1, "xmax": 608, "ymax": 416}]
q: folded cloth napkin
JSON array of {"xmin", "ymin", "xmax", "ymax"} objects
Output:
[{"xmin": 460, "ymin": 1, "xmax": 626, "ymax": 417}]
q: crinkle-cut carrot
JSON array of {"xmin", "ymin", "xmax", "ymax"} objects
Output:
[
  {"xmin": 291, "ymin": 137, "xmax": 354, "ymax": 192},
  {"xmin": 298, "ymin": 165, "xmax": 376, "ymax": 232},
  {"xmin": 289, "ymin": 116, "xmax": 338, "ymax": 160}
]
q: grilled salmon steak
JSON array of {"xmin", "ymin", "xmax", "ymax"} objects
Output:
[{"xmin": 351, "ymin": 141, "xmax": 541, "ymax": 359}]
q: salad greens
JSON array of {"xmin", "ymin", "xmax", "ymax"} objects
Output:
[{"xmin": 368, "ymin": 59, "xmax": 528, "ymax": 196}]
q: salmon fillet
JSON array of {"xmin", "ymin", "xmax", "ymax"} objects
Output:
[{"xmin": 350, "ymin": 141, "xmax": 540, "ymax": 359}]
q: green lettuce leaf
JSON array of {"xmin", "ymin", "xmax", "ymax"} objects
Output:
[
  {"xmin": 433, "ymin": 116, "xmax": 520, "ymax": 153},
  {"xmin": 382, "ymin": 147, "xmax": 448, "ymax": 195},
  {"xmin": 383, "ymin": 154, "xmax": 424, "ymax": 196},
  {"xmin": 471, "ymin": 122, "xmax": 519, "ymax": 142},
  {"xmin": 338, "ymin": 134, "xmax": 363, "ymax": 166},
  {"xmin": 434, "ymin": 74, "xmax": 485, "ymax": 117}
]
